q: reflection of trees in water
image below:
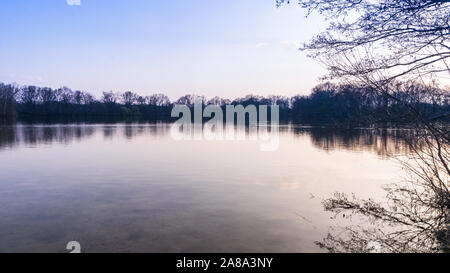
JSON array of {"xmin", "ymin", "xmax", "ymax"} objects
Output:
[
  {"xmin": 316, "ymin": 128, "xmax": 449, "ymax": 253},
  {"xmin": 1, "ymin": 122, "xmax": 447, "ymax": 252},
  {"xmin": 282, "ymin": 125, "xmax": 449, "ymax": 252},
  {"xmin": 0, "ymin": 123, "xmax": 171, "ymax": 149},
  {"xmin": 0, "ymin": 124, "xmax": 97, "ymax": 149},
  {"xmin": 2, "ymin": 123, "xmax": 415, "ymax": 155},
  {"xmin": 276, "ymin": 0, "xmax": 450, "ymax": 253},
  {"xmin": 289, "ymin": 126, "xmax": 414, "ymax": 158},
  {"xmin": 0, "ymin": 125, "xmax": 19, "ymax": 150},
  {"xmin": 119, "ymin": 123, "xmax": 170, "ymax": 140},
  {"xmin": 101, "ymin": 123, "xmax": 169, "ymax": 142},
  {"xmin": 10, "ymin": 125, "xmax": 96, "ymax": 147},
  {"xmin": 102, "ymin": 125, "xmax": 117, "ymax": 140}
]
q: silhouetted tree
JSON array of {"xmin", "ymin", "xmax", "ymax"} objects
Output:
[
  {"xmin": 279, "ymin": 0, "xmax": 450, "ymax": 253},
  {"xmin": 0, "ymin": 83, "xmax": 19, "ymax": 118},
  {"xmin": 277, "ymin": 0, "xmax": 450, "ymax": 85},
  {"xmin": 20, "ymin": 85, "xmax": 39, "ymax": 105},
  {"xmin": 40, "ymin": 87, "xmax": 56, "ymax": 104},
  {"xmin": 316, "ymin": 129, "xmax": 449, "ymax": 252},
  {"xmin": 122, "ymin": 91, "xmax": 137, "ymax": 106},
  {"xmin": 82, "ymin": 92, "xmax": 95, "ymax": 105},
  {"xmin": 58, "ymin": 87, "xmax": 74, "ymax": 104},
  {"xmin": 176, "ymin": 94, "xmax": 205, "ymax": 106},
  {"xmin": 207, "ymin": 96, "xmax": 231, "ymax": 106},
  {"xmin": 19, "ymin": 85, "xmax": 40, "ymax": 114},
  {"xmin": 73, "ymin": 90, "xmax": 84, "ymax": 105},
  {"xmin": 147, "ymin": 93, "xmax": 171, "ymax": 106},
  {"xmin": 101, "ymin": 91, "xmax": 118, "ymax": 104}
]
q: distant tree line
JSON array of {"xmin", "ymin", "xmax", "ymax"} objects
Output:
[{"xmin": 0, "ymin": 81, "xmax": 448, "ymax": 125}]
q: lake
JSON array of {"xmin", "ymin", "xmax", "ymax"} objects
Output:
[{"xmin": 0, "ymin": 123, "xmax": 411, "ymax": 252}]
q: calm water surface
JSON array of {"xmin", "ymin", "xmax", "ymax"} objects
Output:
[{"xmin": 0, "ymin": 123, "xmax": 410, "ymax": 252}]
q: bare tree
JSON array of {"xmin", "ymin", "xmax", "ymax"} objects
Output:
[
  {"xmin": 57, "ymin": 87, "xmax": 74, "ymax": 104},
  {"xmin": 82, "ymin": 92, "xmax": 95, "ymax": 105},
  {"xmin": 40, "ymin": 87, "xmax": 56, "ymax": 105},
  {"xmin": 206, "ymin": 96, "xmax": 231, "ymax": 106},
  {"xmin": 317, "ymin": 128, "xmax": 449, "ymax": 253},
  {"xmin": 278, "ymin": 0, "xmax": 450, "ymax": 252},
  {"xmin": 101, "ymin": 91, "xmax": 118, "ymax": 105},
  {"xmin": 176, "ymin": 94, "xmax": 205, "ymax": 106},
  {"xmin": 122, "ymin": 91, "xmax": 137, "ymax": 106},
  {"xmin": 277, "ymin": 1, "xmax": 449, "ymax": 125},
  {"xmin": 147, "ymin": 93, "xmax": 171, "ymax": 106},
  {"xmin": 277, "ymin": 0, "xmax": 450, "ymax": 85},
  {"xmin": 20, "ymin": 85, "xmax": 39, "ymax": 105},
  {"xmin": 0, "ymin": 83, "xmax": 19, "ymax": 118},
  {"xmin": 73, "ymin": 90, "xmax": 84, "ymax": 105}
]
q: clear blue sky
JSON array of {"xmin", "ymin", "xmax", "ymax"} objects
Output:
[{"xmin": 0, "ymin": 0, "xmax": 326, "ymax": 100}]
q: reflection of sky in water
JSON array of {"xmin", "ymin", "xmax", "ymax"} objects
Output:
[{"xmin": 0, "ymin": 124, "xmax": 409, "ymax": 252}]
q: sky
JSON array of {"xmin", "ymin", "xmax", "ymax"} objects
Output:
[{"xmin": 0, "ymin": 0, "xmax": 327, "ymax": 100}]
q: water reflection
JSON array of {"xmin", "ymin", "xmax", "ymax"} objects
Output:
[
  {"xmin": 0, "ymin": 123, "xmax": 409, "ymax": 252},
  {"xmin": 0, "ymin": 123, "xmax": 413, "ymax": 156},
  {"xmin": 289, "ymin": 126, "xmax": 414, "ymax": 157}
]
